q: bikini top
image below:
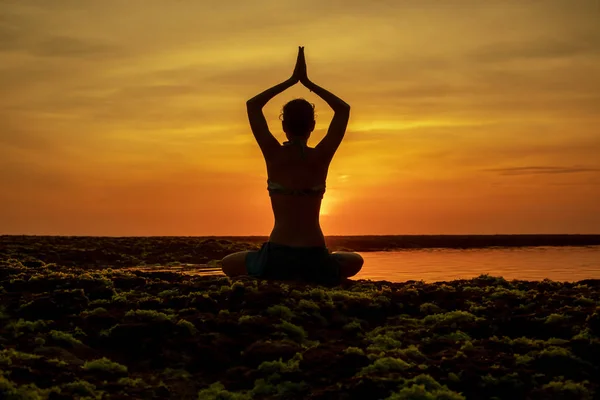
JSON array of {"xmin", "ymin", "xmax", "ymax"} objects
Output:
[{"xmin": 267, "ymin": 140, "xmax": 326, "ymax": 197}]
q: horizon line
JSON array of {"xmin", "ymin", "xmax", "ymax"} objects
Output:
[{"xmin": 2, "ymin": 233, "xmax": 600, "ymax": 238}]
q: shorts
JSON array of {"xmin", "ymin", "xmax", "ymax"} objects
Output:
[{"xmin": 246, "ymin": 241, "xmax": 342, "ymax": 286}]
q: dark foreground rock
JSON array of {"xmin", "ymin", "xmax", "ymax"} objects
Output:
[{"xmin": 1, "ymin": 257, "xmax": 600, "ymax": 399}]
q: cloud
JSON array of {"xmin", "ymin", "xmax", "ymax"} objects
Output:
[
  {"xmin": 29, "ymin": 35, "xmax": 122, "ymax": 58},
  {"xmin": 470, "ymin": 35, "xmax": 600, "ymax": 63},
  {"xmin": 0, "ymin": 5, "xmax": 122, "ymax": 59},
  {"xmin": 0, "ymin": 115, "xmax": 64, "ymax": 152},
  {"xmin": 484, "ymin": 166, "xmax": 600, "ymax": 176},
  {"xmin": 0, "ymin": 18, "xmax": 122, "ymax": 59}
]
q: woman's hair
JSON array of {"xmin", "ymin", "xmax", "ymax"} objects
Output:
[{"xmin": 279, "ymin": 98, "xmax": 316, "ymax": 137}]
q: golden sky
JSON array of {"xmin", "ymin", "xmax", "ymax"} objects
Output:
[{"xmin": 1, "ymin": 0, "xmax": 599, "ymax": 235}]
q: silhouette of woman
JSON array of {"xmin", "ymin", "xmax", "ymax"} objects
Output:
[{"xmin": 221, "ymin": 46, "xmax": 364, "ymax": 285}]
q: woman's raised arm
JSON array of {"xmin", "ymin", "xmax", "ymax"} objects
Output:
[
  {"xmin": 247, "ymin": 78, "xmax": 297, "ymax": 159},
  {"xmin": 295, "ymin": 47, "xmax": 351, "ymax": 159},
  {"xmin": 246, "ymin": 47, "xmax": 309, "ymax": 158},
  {"xmin": 304, "ymin": 79, "xmax": 350, "ymax": 160},
  {"xmin": 247, "ymin": 78, "xmax": 296, "ymax": 109}
]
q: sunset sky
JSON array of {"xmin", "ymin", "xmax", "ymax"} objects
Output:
[{"xmin": 1, "ymin": 1, "xmax": 599, "ymax": 236}]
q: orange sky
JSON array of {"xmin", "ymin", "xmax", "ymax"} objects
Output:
[{"xmin": 1, "ymin": 1, "xmax": 599, "ymax": 236}]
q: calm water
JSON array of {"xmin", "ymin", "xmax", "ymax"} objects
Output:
[
  {"xmin": 354, "ymin": 246, "xmax": 600, "ymax": 283},
  {"xmin": 126, "ymin": 246, "xmax": 600, "ymax": 283}
]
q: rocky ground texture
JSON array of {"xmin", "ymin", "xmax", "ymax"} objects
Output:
[{"xmin": 1, "ymin": 237, "xmax": 600, "ymax": 399}]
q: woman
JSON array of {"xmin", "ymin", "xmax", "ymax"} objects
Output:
[{"xmin": 221, "ymin": 46, "xmax": 364, "ymax": 285}]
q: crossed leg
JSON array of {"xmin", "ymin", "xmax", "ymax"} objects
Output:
[
  {"xmin": 331, "ymin": 251, "xmax": 364, "ymax": 278},
  {"xmin": 221, "ymin": 251, "xmax": 252, "ymax": 277},
  {"xmin": 221, "ymin": 250, "xmax": 364, "ymax": 279}
]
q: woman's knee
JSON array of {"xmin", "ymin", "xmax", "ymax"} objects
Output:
[
  {"xmin": 221, "ymin": 251, "xmax": 249, "ymax": 277},
  {"xmin": 332, "ymin": 251, "xmax": 364, "ymax": 277},
  {"xmin": 347, "ymin": 253, "xmax": 364, "ymax": 275}
]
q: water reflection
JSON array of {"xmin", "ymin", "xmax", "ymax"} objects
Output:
[
  {"xmin": 355, "ymin": 246, "xmax": 600, "ymax": 283},
  {"xmin": 125, "ymin": 246, "xmax": 600, "ymax": 283}
]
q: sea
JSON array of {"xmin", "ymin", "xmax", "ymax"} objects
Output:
[
  {"xmin": 355, "ymin": 245, "xmax": 600, "ymax": 283},
  {"xmin": 134, "ymin": 245, "xmax": 600, "ymax": 283}
]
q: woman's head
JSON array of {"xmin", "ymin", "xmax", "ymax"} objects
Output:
[{"xmin": 280, "ymin": 98, "xmax": 316, "ymax": 139}]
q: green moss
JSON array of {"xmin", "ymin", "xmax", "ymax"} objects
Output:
[
  {"xmin": 423, "ymin": 311, "xmax": 479, "ymax": 327},
  {"xmin": 514, "ymin": 354, "xmax": 534, "ymax": 365},
  {"xmin": 231, "ymin": 281, "xmax": 245, "ymax": 290},
  {"xmin": 61, "ymin": 380, "xmax": 101, "ymax": 399},
  {"xmin": 0, "ymin": 305, "xmax": 9, "ymax": 320},
  {"xmin": 298, "ymin": 299, "xmax": 320, "ymax": 312},
  {"xmin": 386, "ymin": 374, "xmax": 466, "ymax": 399},
  {"xmin": 358, "ymin": 357, "xmax": 412, "ymax": 376},
  {"xmin": 47, "ymin": 358, "xmax": 69, "ymax": 367},
  {"xmin": 111, "ymin": 293, "xmax": 128, "ymax": 304},
  {"xmin": 545, "ymin": 313, "xmax": 570, "ymax": 324},
  {"xmin": 420, "ymin": 303, "xmax": 443, "ymax": 314},
  {"xmin": 367, "ymin": 334, "xmax": 402, "ymax": 351},
  {"xmin": 573, "ymin": 328, "xmax": 596, "ymax": 340},
  {"xmin": 398, "ymin": 345, "xmax": 427, "ymax": 362},
  {"xmin": 575, "ymin": 296, "xmax": 596, "ymax": 306},
  {"xmin": 197, "ymin": 382, "xmax": 251, "ymax": 400},
  {"xmin": 6, "ymin": 319, "xmax": 49, "ymax": 337},
  {"xmin": 238, "ymin": 315, "xmax": 258, "ymax": 324},
  {"xmin": 218, "ymin": 285, "xmax": 232, "ymax": 294},
  {"xmin": 342, "ymin": 320, "xmax": 363, "ymax": 332},
  {"xmin": 308, "ymin": 288, "xmax": 329, "ymax": 301},
  {"xmin": 49, "ymin": 330, "xmax": 83, "ymax": 345},
  {"xmin": 275, "ymin": 321, "xmax": 307, "ymax": 342},
  {"xmin": 267, "ymin": 305, "xmax": 294, "ymax": 321},
  {"xmin": 546, "ymin": 338, "xmax": 569, "ymax": 346},
  {"xmin": 258, "ymin": 353, "xmax": 302, "ymax": 375},
  {"xmin": 468, "ymin": 304, "xmax": 487, "ymax": 313},
  {"xmin": 0, "ymin": 348, "xmax": 41, "ymax": 365},
  {"xmin": 251, "ymin": 378, "xmax": 307, "ymax": 397},
  {"xmin": 0, "ymin": 374, "xmax": 60, "ymax": 399},
  {"xmin": 489, "ymin": 287, "xmax": 527, "ymax": 300},
  {"xmin": 476, "ymin": 274, "xmax": 508, "ymax": 285},
  {"xmin": 162, "ymin": 368, "xmax": 192, "ymax": 380},
  {"xmin": 460, "ymin": 340, "xmax": 475, "ymax": 352},
  {"xmin": 125, "ymin": 309, "xmax": 174, "ymax": 322},
  {"xmin": 82, "ymin": 357, "xmax": 128, "ymax": 374},
  {"xmin": 158, "ymin": 289, "xmax": 180, "ymax": 297},
  {"xmin": 538, "ymin": 346, "xmax": 573, "ymax": 358},
  {"xmin": 510, "ymin": 336, "xmax": 542, "ymax": 348},
  {"xmin": 462, "ymin": 286, "xmax": 483, "ymax": 294},
  {"xmin": 117, "ymin": 377, "xmax": 146, "ymax": 387},
  {"xmin": 89, "ymin": 299, "xmax": 110, "ymax": 307},
  {"xmin": 176, "ymin": 319, "xmax": 197, "ymax": 335},
  {"xmin": 344, "ymin": 346, "xmax": 365, "ymax": 356},
  {"xmin": 541, "ymin": 379, "xmax": 591, "ymax": 399}
]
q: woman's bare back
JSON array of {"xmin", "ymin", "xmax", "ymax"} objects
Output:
[{"xmin": 267, "ymin": 145, "xmax": 331, "ymax": 247}]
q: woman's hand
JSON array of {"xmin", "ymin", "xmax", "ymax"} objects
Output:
[{"xmin": 291, "ymin": 46, "xmax": 309, "ymax": 85}]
